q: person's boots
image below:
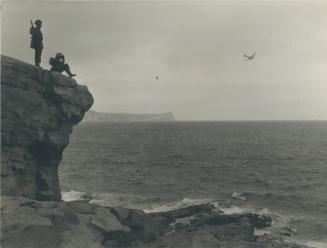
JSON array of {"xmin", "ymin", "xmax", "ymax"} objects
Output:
[{"xmin": 66, "ymin": 67, "xmax": 76, "ymax": 78}]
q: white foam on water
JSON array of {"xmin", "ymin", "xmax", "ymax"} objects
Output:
[
  {"xmin": 220, "ymin": 206, "xmax": 248, "ymax": 215},
  {"xmin": 62, "ymin": 192, "xmax": 214, "ymax": 212},
  {"xmin": 304, "ymin": 241, "xmax": 327, "ymax": 248},
  {"xmin": 284, "ymin": 238, "xmax": 327, "ymax": 248},
  {"xmin": 62, "ymin": 190, "xmax": 88, "ymax": 201},
  {"xmin": 143, "ymin": 197, "xmax": 215, "ymax": 213},
  {"xmin": 258, "ymin": 208, "xmax": 272, "ymax": 215},
  {"xmin": 254, "ymin": 228, "xmax": 271, "ymax": 236},
  {"xmin": 63, "ymin": 192, "xmax": 217, "ymax": 214},
  {"xmin": 89, "ymin": 193, "xmax": 147, "ymax": 208},
  {"xmin": 232, "ymin": 192, "xmax": 247, "ymax": 201}
]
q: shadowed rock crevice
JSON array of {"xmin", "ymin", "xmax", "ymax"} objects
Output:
[{"xmin": 1, "ymin": 55, "xmax": 94, "ymax": 201}]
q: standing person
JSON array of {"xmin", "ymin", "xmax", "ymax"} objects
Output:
[{"xmin": 30, "ymin": 19, "xmax": 43, "ymax": 67}]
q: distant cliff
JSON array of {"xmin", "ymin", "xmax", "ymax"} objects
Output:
[
  {"xmin": 1, "ymin": 55, "xmax": 94, "ymax": 201},
  {"xmin": 83, "ymin": 110, "xmax": 175, "ymax": 122}
]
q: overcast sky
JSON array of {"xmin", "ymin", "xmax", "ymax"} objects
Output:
[{"xmin": 2, "ymin": 0, "xmax": 327, "ymax": 120}]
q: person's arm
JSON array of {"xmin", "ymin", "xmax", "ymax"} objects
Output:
[{"xmin": 30, "ymin": 20, "xmax": 35, "ymax": 34}]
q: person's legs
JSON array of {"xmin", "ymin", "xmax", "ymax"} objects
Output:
[
  {"xmin": 35, "ymin": 49, "xmax": 42, "ymax": 66},
  {"xmin": 63, "ymin": 63, "xmax": 76, "ymax": 78},
  {"xmin": 51, "ymin": 65, "xmax": 64, "ymax": 73}
]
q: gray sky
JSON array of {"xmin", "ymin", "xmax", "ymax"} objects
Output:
[{"xmin": 2, "ymin": 0, "xmax": 327, "ymax": 120}]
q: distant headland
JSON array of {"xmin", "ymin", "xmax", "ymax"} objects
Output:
[{"xmin": 83, "ymin": 110, "xmax": 175, "ymax": 122}]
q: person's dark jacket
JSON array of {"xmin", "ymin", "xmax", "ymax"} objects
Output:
[
  {"xmin": 49, "ymin": 57, "xmax": 63, "ymax": 69},
  {"xmin": 30, "ymin": 27, "xmax": 43, "ymax": 49}
]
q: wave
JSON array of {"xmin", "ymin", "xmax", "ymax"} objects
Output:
[
  {"xmin": 227, "ymin": 191, "xmax": 327, "ymax": 248},
  {"xmin": 231, "ymin": 191, "xmax": 247, "ymax": 201},
  {"xmin": 61, "ymin": 190, "xmax": 327, "ymax": 248},
  {"xmin": 228, "ymin": 191, "xmax": 327, "ymax": 219},
  {"xmin": 61, "ymin": 191, "xmax": 285, "ymax": 222},
  {"xmin": 62, "ymin": 190, "xmax": 92, "ymax": 201},
  {"xmin": 143, "ymin": 197, "xmax": 218, "ymax": 213},
  {"xmin": 303, "ymin": 241, "xmax": 327, "ymax": 248},
  {"xmin": 61, "ymin": 190, "xmax": 216, "ymax": 213}
]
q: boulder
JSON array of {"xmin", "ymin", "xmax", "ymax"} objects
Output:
[
  {"xmin": 131, "ymin": 220, "xmax": 254, "ymax": 248},
  {"xmin": 208, "ymin": 220, "xmax": 255, "ymax": 242},
  {"xmin": 1, "ymin": 196, "xmax": 103, "ymax": 248},
  {"xmin": 193, "ymin": 212, "xmax": 272, "ymax": 228},
  {"xmin": 110, "ymin": 207, "xmax": 131, "ymax": 223},
  {"xmin": 111, "ymin": 207, "xmax": 162, "ymax": 242},
  {"xmin": 245, "ymin": 213, "xmax": 272, "ymax": 228},
  {"xmin": 90, "ymin": 207, "xmax": 130, "ymax": 234},
  {"xmin": 3, "ymin": 225, "xmax": 62, "ymax": 248}
]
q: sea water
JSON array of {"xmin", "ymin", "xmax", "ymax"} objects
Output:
[{"xmin": 60, "ymin": 121, "xmax": 327, "ymax": 247}]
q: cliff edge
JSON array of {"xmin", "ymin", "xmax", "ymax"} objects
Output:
[{"xmin": 1, "ymin": 55, "xmax": 94, "ymax": 201}]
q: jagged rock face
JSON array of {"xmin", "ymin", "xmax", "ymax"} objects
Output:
[{"xmin": 1, "ymin": 55, "xmax": 94, "ymax": 201}]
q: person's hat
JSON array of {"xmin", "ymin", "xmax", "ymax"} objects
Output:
[
  {"xmin": 35, "ymin": 20, "xmax": 42, "ymax": 25},
  {"xmin": 55, "ymin": 53, "xmax": 64, "ymax": 59}
]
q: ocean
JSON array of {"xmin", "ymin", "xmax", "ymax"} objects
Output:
[{"xmin": 59, "ymin": 121, "xmax": 327, "ymax": 247}]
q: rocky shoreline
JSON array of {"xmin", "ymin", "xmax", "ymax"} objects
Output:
[{"xmin": 1, "ymin": 195, "xmax": 310, "ymax": 248}]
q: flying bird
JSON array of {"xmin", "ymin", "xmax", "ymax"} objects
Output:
[{"xmin": 243, "ymin": 52, "xmax": 256, "ymax": 61}]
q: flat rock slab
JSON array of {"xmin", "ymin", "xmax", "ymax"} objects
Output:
[
  {"xmin": 91, "ymin": 207, "xmax": 130, "ymax": 234},
  {"xmin": 110, "ymin": 207, "xmax": 131, "ymax": 223},
  {"xmin": 149, "ymin": 203, "xmax": 215, "ymax": 223},
  {"xmin": 111, "ymin": 207, "xmax": 162, "ymax": 242},
  {"xmin": 51, "ymin": 71, "xmax": 77, "ymax": 87},
  {"xmin": 193, "ymin": 212, "xmax": 272, "ymax": 228},
  {"xmin": 1, "ymin": 197, "xmax": 102, "ymax": 248},
  {"xmin": 3, "ymin": 225, "xmax": 62, "ymax": 248},
  {"xmin": 67, "ymin": 200, "xmax": 95, "ymax": 214}
]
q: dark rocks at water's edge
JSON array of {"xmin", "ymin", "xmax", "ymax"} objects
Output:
[
  {"xmin": 83, "ymin": 109, "xmax": 176, "ymax": 122},
  {"xmin": 1, "ymin": 55, "xmax": 94, "ymax": 201},
  {"xmin": 1, "ymin": 197, "xmax": 310, "ymax": 248}
]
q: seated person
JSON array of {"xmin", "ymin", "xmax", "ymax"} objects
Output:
[{"xmin": 49, "ymin": 53, "xmax": 76, "ymax": 78}]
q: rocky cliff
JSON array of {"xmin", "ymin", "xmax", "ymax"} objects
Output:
[
  {"xmin": 83, "ymin": 110, "xmax": 175, "ymax": 122},
  {"xmin": 1, "ymin": 55, "xmax": 94, "ymax": 201}
]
